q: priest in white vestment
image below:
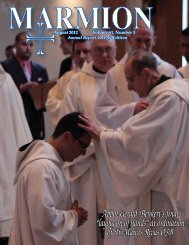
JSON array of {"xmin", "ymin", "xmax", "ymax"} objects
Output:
[
  {"xmin": 80, "ymin": 51, "xmax": 189, "ymax": 245},
  {"xmin": 9, "ymin": 112, "xmax": 90, "ymax": 245},
  {"xmin": 94, "ymin": 22, "xmax": 180, "ymax": 245},
  {"xmin": 0, "ymin": 65, "xmax": 32, "ymax": 244},
  {"xmin": 95, "ymin": 22, "xmax": 181, "ymax": 129},
  {"xmin": 46, "ymin": 40, "xmax": 92, "ymax": 125},
  {"xmin": 58, "ymin": 38, "xmax": 119, "ymax": 245}
]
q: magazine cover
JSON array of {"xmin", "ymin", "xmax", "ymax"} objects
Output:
[{"xmin": 0, "ymin": 0, "xmax": 189, "ymax": 244}]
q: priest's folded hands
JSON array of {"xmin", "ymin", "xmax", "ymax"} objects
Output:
[
  {"xmin": 78, "ymin": 114, "xmax": 101, "ymax": 141},
  {"xmin": 71, "ymin": 200, "xmax": 88, "ymax": 226}
]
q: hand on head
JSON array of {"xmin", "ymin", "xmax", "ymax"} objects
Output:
[{"xmin": 78, "ymin": 114, "xmax": 101, "ymax": 141}]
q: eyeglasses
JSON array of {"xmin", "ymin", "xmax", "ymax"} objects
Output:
[
  {"xmin": 93, "ymin": 46, "xmax": 115, "ymax": 56},
  {"xmin": 76, "ymin": 138, "xmax": 89, "ymax": 149}
]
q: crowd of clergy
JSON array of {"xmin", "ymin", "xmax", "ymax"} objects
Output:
[{"xmin": 0, "ymin": 21, "xmax": 189, "ymax": 245}]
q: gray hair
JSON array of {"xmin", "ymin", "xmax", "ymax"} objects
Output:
[
  {"xmin": 127, "ymin": 51, "xmax": 157, "ymax": 74},
  {"xmin": 131, "ymin": 22, "xmax": 155, "ymax": 36}
]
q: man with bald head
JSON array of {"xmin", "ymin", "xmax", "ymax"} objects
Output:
[
  {"xmin": 127, "ymin": 23, "xmax": 179, "ymax": 77},
  {"xmin": 81, "ymin": 51, "xmax": 189, "ymax": 245},
  {"xmin": 95, "ymin": 21, "xmax": 181, "ymax": 129},
  {"xmin": 58, "ymin": 37, "xmax": 117, "ymax": 245},
  {"xmin": 59, "ymin": 36, "xmax": 117, "ymax": 121},
  {"xmin": 93, "ymin": 22, "xmax": 181, "ymax": 245}
]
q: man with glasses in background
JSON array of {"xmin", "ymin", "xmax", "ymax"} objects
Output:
[
  {"xmin": 80, "ymin": 51, "xmax": 189, "ymax": 245},
  {"xmin": 58, "ymin": 36, "xmax": 117, "ymax": 245},
  {"xmin": 95, "ymin": 21, "xmax": 181, "ymax": 129}
]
